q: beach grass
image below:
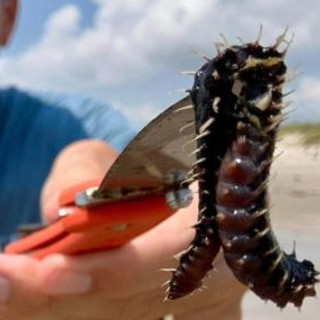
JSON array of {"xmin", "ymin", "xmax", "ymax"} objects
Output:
[{"xmin": 280, "ymin": 123, "xmax": 320, "ymax": 146}]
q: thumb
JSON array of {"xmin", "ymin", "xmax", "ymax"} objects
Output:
[{"xmin": 41, "ymin": 140, "xmax": 118, "ymax": 223}]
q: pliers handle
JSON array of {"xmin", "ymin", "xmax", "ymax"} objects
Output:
[{"xmin": 5, "ymin": 179, "xmax": 177, "ymax": 259}]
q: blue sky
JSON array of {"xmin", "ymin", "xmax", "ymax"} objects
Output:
[
  {"xmin": 1, "ymin": 0, "xmax": 320, "ymax": 128},
  {"xmin": 5, "ymin": 1, "xmax": 96, "ymax": 54}
]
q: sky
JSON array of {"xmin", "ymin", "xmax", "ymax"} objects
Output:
[{"xmin": 1, "ymin": 0, "xmax": 320, "ymax": 129}]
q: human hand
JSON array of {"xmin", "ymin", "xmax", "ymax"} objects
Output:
[{"xmin": 0, "ymin": 140, "xmax": 246, "ymax": 320}]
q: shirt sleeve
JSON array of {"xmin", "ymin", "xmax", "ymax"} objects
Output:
[
  {"xmin": 33, "ymin": 90, "xmax": 136, "ymax": 152},
  {"xmin": 0, "ymin": 87, "xmax": 136, "ymax": 246}
]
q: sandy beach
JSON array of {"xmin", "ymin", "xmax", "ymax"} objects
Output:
[{"xmin": 242, "ymin": 135, "xmax": 320, "ymax": 319}]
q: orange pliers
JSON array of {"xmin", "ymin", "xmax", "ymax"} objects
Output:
[
  {"xmin": 5, "ymin": 179, "xmax": 189, "ymax": 259},
  {"xmin": 4, "ymin": 96, "xmax": 195, "ymax": 259}
]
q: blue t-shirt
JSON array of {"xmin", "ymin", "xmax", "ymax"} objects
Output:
[{"xmin": 0, "ymin": 87, "xmax": 135, "ymax": 247}]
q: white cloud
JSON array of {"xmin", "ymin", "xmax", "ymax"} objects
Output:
[
  {"xmin": 45, "ymin": 4, "xmax": 81, "ymax": 40},
  {"xmin": 294, "ymin": 76, "xmax": 320, "ymax": 122},
  {"xmin": 1, "ymin": 0, "xmax": 320, "ymax": 127}
]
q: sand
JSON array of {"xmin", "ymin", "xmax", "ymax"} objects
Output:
[{"xmin": 242, "ymin": 135, "xmax": 320, "ymax": 319}]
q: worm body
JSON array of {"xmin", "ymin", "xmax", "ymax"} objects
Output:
[
  {"xmin": 166, "ymin": 40, "xmax": 241, "ymax": 299},
  {"xmin": 166, "ymin": 32, "xmax": 318, "ymax": 306},
  {"xmin": 215, "ymin": 62, "xmax": 319, "ymax": 307}
]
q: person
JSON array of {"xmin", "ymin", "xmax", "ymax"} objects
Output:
[{"xmin": 0, "ymin": 1, "xmax": 246, "ymax": 319}]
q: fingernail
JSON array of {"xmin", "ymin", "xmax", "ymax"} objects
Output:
[
  {"xmin": 44, "ymin": 269, "xmax": 92, "ymax": 295},
  {"xmin": 0, "ymin": 276, "xmax": 10, "ymax": 304}
]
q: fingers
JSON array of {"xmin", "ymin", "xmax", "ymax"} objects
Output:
[
  {"xmin": 0, "ymin": 254, "xmax": 48, "ymax": 319},
  {"xmin": 0, "ymin": 200, "xmax": 246, "ymax": 319},
  {"xmin": 38, "ymin": 255, "xmax": 93, "ymax": 296},
  {"xmin": 0, "ymin": 250, "xmax": 245, "ymax": 320},
  {"xmin": 0, "ymin": 253, "xmax": 98, "ymax": 319},
  {"xmin": 41, "ymin": 139, "xmax": 118, "ymax": 223}
]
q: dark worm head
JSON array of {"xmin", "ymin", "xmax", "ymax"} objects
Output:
[
  {"xmin": 191, "ymin": 41, "xmax": 287, "ymax": 133},
  {"xmin": 224, "ymin": 44, "xmax": 286, "ymax": 118},
  {"xmin": 280, "ymin": 254, "xmax": 319, "ymax": 307}
]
